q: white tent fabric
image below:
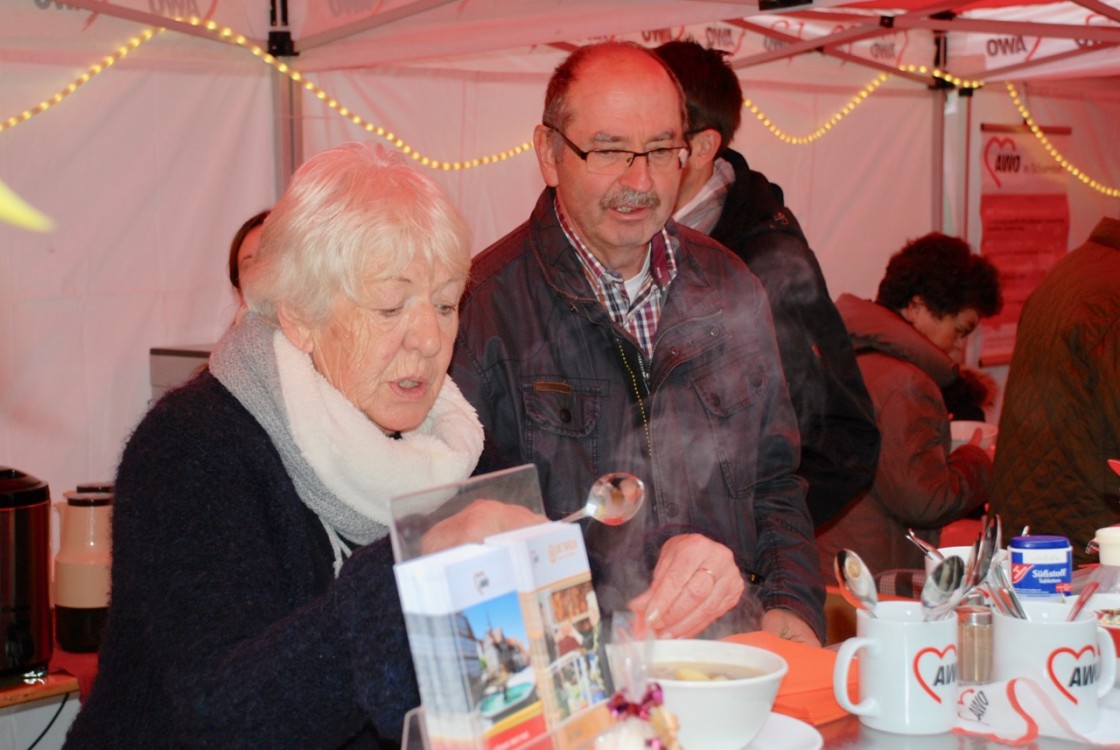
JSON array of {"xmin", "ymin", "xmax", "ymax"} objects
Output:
[{"xmin": 2, "ymin": 0, "xmax": 1118, "ymax": 506}]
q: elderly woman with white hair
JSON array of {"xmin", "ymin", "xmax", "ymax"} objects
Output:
[{"xmin": 64, "ymin": 143, "xmax": 537, "ymax": 749}]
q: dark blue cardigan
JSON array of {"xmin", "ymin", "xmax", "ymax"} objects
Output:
[{"xmin": 64, "ymin": 370, "xmax": 419, "ymax": 749}]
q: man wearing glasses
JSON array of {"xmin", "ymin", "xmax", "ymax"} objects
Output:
[{"xmin": 451, "ymin": 41, "xmax": 823, "ymax": 645}]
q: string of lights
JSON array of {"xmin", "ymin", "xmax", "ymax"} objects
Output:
[
  {"xmin": 0, "ymin": 17, "xmax": 532, "ymax": 170},
  {"xmin": 743, "ymin": 72, "xmax": 891, "ymax": 145},
  {"xmin": 1005, "ymin": 81, "xmax": 1119, "ymax": 198},
  {"xmin": 899, "ymin": 64, "xmax": 984, "ymax": 90},
  {"xmin": 743, "ymin": 66, "xmax": 982, "ymax": 145},
  {"xmin": 0, "ymin": 28, "xmax": 162, "ymax": 134},
  {"xmin": 1, "ymin": 17, "xmax": 1115, "ymax": 194}
]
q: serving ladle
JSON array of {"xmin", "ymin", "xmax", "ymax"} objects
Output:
[
  {"xmin": 835, "ymin": 549, "xmax": 879, "ymax": 618},
  {"xmin": 561, "ymin": 472, "xmax": 646, "ymax": 526}
]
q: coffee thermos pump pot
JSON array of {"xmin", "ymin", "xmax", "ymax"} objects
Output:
[
  {"xmin": 55, "ymin": 484, "xmax": 113, "ymax": 653},
  {"xmin": 1, "ymin": 467, "xmax": 52, "ymax": 681}
]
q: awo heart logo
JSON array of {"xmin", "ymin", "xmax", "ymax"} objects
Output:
[
  {"xmin": 1047, "ymin": 645, "xmax": 1098, "ymax": 703},
  {"xmin": 983, "ymin": 137, "xmax": 1018, "ymax": 189},
  {"xmin": 914, "ymin": 645, "xmax": 957, "ymax": 703}
]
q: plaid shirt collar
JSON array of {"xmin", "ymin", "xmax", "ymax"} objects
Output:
[
  {"xmin": 553, "ymin": 196, "xmax": 676, "ymax": 292},
  {"xmin": 553, "ymin": 196, "xmax": 676, "ymax": 362}
]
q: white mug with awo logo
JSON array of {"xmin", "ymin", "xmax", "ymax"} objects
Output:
[
  {"xmin": 833, "ymin": 601, "xmax": 959, "ymax": 735},
  {"xmin": 992, "ymin": 599, "xmax": 1117, "ymax": 733}
]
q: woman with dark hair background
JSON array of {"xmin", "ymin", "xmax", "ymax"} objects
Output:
[
  {"xmin": 816, "ymin": 232, "xmax": 1003, "ymax": 580},
  {"xmin": 228, "ymin": 208, "xmax": 270, "ymax": 293}
]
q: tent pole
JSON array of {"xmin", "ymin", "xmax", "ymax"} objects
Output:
[
  {"xmin": 963, "ymin": 91, "xmax": 973, "ymax": 243},
  {"xmin": 273, "ymin": 73, "xmax": 303, "ymax": 197},
  {"xmin": 270, "ymin": 0, "xmax": 301, "ymax": 196},
  {"xmin": 932, "ymin": 89, "xmax": 946, "ymax": 232}
]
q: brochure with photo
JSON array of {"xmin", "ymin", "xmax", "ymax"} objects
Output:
[
  {"xmin": 486, "ymin": 522, "xmax": 614, "ymax": 750},
  {"xmin": 394, "ymin": 543, "xmax": 549, "ymax": 750}
]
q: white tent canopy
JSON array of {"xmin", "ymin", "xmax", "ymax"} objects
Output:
[{"xmin": 2, "ymin": 0, "xmax": 1118, "ymax": 501}]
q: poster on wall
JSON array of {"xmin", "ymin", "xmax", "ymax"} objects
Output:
[{"xmin": 978, "ymin": 123, "xmax": 1070, "ymax": 366}]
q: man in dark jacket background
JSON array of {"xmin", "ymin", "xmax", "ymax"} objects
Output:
[
  {"xmin": 990, "ymin": 217, "xmax": 1120, "ymax": 562},
  {"xmin": 655, "ymin": 41, "xmax": 881, "ymax": 528}
]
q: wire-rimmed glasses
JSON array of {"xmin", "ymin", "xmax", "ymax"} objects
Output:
[{"xmin": 544, "ymin": 124, "xmax": 690, "ymax": 176}]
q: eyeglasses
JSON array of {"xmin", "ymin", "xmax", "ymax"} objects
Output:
[{"xmin": 544, "ymin": 125, "xmax": 690, "ymax": 176}]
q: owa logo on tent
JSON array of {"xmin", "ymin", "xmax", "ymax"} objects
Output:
[{"xmin": 35, "ymin": 0, "xmax": 217, "ymax": 24}]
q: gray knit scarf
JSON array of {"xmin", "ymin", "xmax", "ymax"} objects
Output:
[{"xmin": 209, "ymin": 313, "xmax": 484, "ymax": 574}]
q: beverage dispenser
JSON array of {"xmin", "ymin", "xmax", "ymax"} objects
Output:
[{"xmin": 0, "ymin": 467, "xmax": 52, "ymax": 680}]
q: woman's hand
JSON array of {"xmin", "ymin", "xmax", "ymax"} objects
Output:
[{"xmin": 419, "ymin": 499, "xmax": 547, "ymax": 555}]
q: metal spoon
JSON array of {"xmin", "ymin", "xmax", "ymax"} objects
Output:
[
  {"xmin": 921, "ymin": 554, "xmax": 966, "ymax": 620},
  {"xmin": 906, "ymin": 528, "xmax": 945, "ymax": 563},
  {"xmin": 965, "ymin": 515, "xmax": 999, "ymax": 597},
  {"xmin": 561, "ymin": 472, "xmax": 645, "ymax": 525},
  {"xmin": 835, "ymin": 549, "xmax": 878, "ymax": 618},
  {"xmin": 990, "ymin": 555, "xmax": 1029, "ymax": 619}
]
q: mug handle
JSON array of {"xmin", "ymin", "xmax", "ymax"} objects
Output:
[
  {"xmin": 1095, "ymin": 626, "xmax": 1117, "ymax": 699},
  {"xmin": 834, "ymin": 636, "xmax": 881, "ymax": 716}
]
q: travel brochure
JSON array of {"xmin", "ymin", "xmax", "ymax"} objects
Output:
[{"xmin": 394, "ymin": 523, "xmax": 614, "ymax": 750}]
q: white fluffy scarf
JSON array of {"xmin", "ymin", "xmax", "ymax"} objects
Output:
[{"xmin": 209, "ymin": 313, "xmax": 484, "ymax": 574}]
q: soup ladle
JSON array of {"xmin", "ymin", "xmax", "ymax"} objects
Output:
[
  {"xmin": 561, "ymin": 472, "xmax": 645, "ymax": 526},
  {"xmin": 835, "ymin": 549, "xmax": 878, "ymax": 618}
]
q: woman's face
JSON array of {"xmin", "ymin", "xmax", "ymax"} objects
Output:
[
  {"xmin": 302, "ymin": 252, "xmax": 466, "ymax": 434},
  {"xmin": 903, "ymin": 297, "xmax": 980, "ymax": 360},
  {"xmin": 236, "ymin": 225, "xmax": 263, "ymax": 292}
]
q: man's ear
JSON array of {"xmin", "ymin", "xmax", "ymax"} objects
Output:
[
  {"xmin": 687, "ymin": 128, "xmax": 721, "ymax": 169},
  {"xmin": 277, "ymin": 305, "xmax": 314, "ymax": 354},
  {"xmin": 534, "ymin": 124, "xmax": 560, "ymax": 187}
]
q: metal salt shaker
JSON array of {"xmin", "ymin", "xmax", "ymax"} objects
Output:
[{"xmin": 957, "ymin": 605, "xmax": 993, "ymax": 685}]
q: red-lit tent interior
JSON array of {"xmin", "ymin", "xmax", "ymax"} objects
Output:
[{"xmin": 1, "ymin": 0, "xmax": 1118, "ymax": 498}]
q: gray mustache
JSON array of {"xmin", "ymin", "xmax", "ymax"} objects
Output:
[{"xmin": 602, "ymin": 188, "xmax": 660, "ymax": 212}]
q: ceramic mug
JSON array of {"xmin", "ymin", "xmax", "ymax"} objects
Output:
[
  {"xmin": 833, "ymin": 601, "xmax": 959, "ymax": 735},
  {"xmin": 992, "ymin": 599, "xmax": 1117, "ymax": 733}
]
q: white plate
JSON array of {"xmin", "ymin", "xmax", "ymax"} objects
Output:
[{"xmin": 744, "ymin": 712, "xmax": 823, "ymax": 750}]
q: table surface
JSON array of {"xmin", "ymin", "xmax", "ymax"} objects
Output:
[
  {"xmin": 814, "ymin": 712, "xmax": 1094, "ymax": 749},
  {"xmin": 0, "ymin": 672, "xmax": 79, "ymax": 708}
]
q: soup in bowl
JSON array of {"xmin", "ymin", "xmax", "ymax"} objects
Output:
[{"xmin": 648, "ymin": 638, "xmax": 787, "ymax": 750}]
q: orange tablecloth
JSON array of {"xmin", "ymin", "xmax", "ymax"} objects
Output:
[{"xmin": 725, "ymin": 631, "xmax": 855, "ymax": 727}]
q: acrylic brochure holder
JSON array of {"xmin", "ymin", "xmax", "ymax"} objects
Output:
[
  {"xmin": 389, "ymin": 464, "xmax": 546, "ymax": 564},
  {"xmin": 390, "ymin": 465, "xmax": 615, "ymax": 750}
]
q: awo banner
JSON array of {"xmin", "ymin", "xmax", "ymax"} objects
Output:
[{"xmin": 978, "ymin": 124, "xmax": 1070, "ymax": 367}]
